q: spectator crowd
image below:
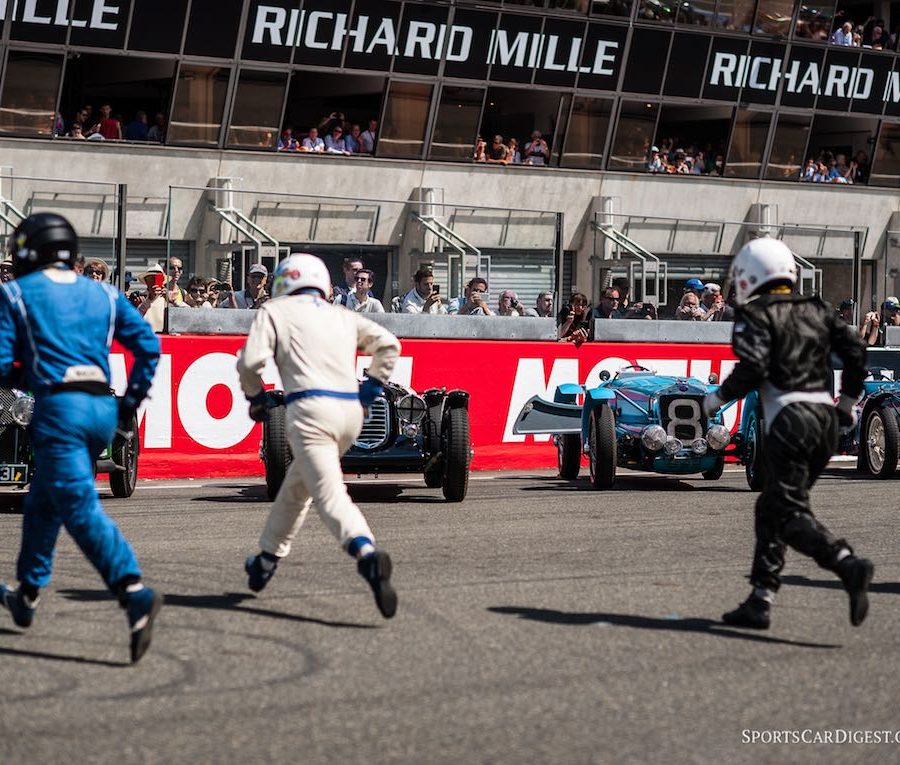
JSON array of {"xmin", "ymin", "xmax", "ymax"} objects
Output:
[
  {"xmin": 57, "ymin": 103, "xmax": 167, "ymax": 143},
  {"xmin": 278, "ymin": 113, "xmax": 377, "ymax": 155}
]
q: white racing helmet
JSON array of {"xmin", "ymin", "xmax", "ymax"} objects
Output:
[
  {"xmin": 270, "ymin": 253, "xmax": 330, "ymax": 299},
  {"xmin": 730, "ymin": 237, "xmax": 798, "ymax": 306}
]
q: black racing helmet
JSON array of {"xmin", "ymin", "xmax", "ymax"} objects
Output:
[{"xmin": 8, "ymin": 213, "xmax": 79, "ymax": 277}]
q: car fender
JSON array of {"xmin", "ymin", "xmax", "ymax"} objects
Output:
[{"xmin": 581, "ymin": 389, "xmax": 616, "ymax": 444}]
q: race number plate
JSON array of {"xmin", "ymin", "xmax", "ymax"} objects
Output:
[{"xmin": 0, "ymin": 463, "xmax": 28, "ymax": 484}]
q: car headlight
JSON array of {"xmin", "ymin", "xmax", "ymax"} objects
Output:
[
  {"xmin": 401, "ymin": 422, "xmax": 419, "ymax": 438},
  {"xmin": 707, "ymin": 424, "xmax": 730, "ymax": 451},
  {"xmin": 690, "ymin": 438, "xmax": 708, "ymax": 456},
  {"xmin": 664, "ymin": 437, "xmax": 683, "ymax": 456},
  {"xmin": 397, "ymin": 394, "xmax": 427, "ymax": 424},
  {"xmin": 641, "ymin": 424, "xmax": 667, "ymax": 451},
  {"xmin": 11, "ymin": 393, "xmax": 34, "ymax": 427}
]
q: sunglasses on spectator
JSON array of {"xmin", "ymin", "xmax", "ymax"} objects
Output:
[
  {"xmin": 169, "ymin": 264, "xmax": 183, "ymax": 272},
  {"xmin": 189, "ymin": 287, "xmax": 205, "ymax": 294},
  {"xmin": 355, "ymin": 275, "xmax": 370, "ymax": 282},
  {"xmin": 1, "ymin": 265, "xmax": 14, "ymax": 272}
]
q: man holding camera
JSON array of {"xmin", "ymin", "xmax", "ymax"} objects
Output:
[
  {"xmin": 497, "ymin": 289, "xmax": 526, "ymax": 316},
  {"xmin": 448, "ymin": 277, "xmax": 493, "ymax": 316},
  {"xmin": 225, "ymin": 263, "xmax": 269, "ymax": 309},
  {"xmin": 400, "ymin": 267, "xmax": 446, "ymax": 314}
]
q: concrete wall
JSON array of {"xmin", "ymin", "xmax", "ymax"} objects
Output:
[{"xmin": 3, "ymin": 136, "xmax": 898, "ymax": 292}]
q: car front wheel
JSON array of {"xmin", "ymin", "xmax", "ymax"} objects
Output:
[
  {"xmin": 860, "ymin": 406, "xmax": 899, "ymax": 478},
  {"xmin": 109, "ymin": 413, "xmax": 139, "ymax": 498},
  {"xmin": 557, "ymin": 434, "xmax": 581, "ymax": 480},
  {"xmin": 263, "ymin": 404, "xmax": 293, "ymax": 500},
  {"xmin": 588, "ymin": 406, "xmax": 616, "ymax": 489}
]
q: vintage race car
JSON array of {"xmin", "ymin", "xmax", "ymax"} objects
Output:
[
  {"xmin": 740, "ymin": 364, "xmax": 900, "ymax": 488},
  {"xmin": 0, "ymin": 387, "xmax": 140, "ymax": 498},
  {"xmin": 513, "ymin": 366, "xmax": 738, "ymax": 488},
  {"xmin": 261, "ymin": 383, "xmax": 472, "ymax": 502}
]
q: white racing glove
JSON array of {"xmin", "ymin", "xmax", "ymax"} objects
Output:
[
  {"xmin": 836, "ymin": 394, "xmax": 859, "ymax": 430},
  {"xmin": 702, "ymin": 391, "xmax": 726, "ymax": 418}
]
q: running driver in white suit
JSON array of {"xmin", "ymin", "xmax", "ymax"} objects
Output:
[{"xmin": 237, "ymin": 254, "xmax": 401, "ymax": 618}]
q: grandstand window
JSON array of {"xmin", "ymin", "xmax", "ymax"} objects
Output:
[
  {"xmin": 725, "ymin": 109, "xmax": 770, "ymax": 178},
  {"xmin": 59, "ymin": 55, "xmax": 175, "ymax": 141},
  {"xmin": 753, "ymin": 0, "xmax": 794, "ymax": 35},
  {"xmin": 636, "ymin": 0, "xmax": 676, "ymax": 23},
  {"xmin": 716, "ymin": 0, "xmax": 758, "ymax": 31},
  {"xmin": 378, "ymin": 81, "xmax": 433, "ymax": 158},
  {"xmin": 623, "ymin": 28, "xmax": 671, "ymax": 93},
  {"xmin": 226, "ymin": 70, "xmax": 288, "ymax": 150},
  {"xmin": 167, "ymin": 65, "xmax": 230, "ymax": 146},
  {"xmin": 806, "ymin": 113, "xmax": 877, "ymax": 183},
  {"xmin": 128, "ymin": 0, "xmax": 188, "ymax": 54},
  {"xmin": 675, "ymin": 0, "xmax": 717, "ymax": 27},
  {"xmin": 608, "ymin": 100, "xmax": 659, "ymax": 170},
  {"xmin": 655, "ymin": 103, "xmax": 733, "ymax": 174},
  {"xmin": 765, "ymin": 113, "xmax": 810, "ymax": 179},
  {"xmin": 560, "ymin": 96, "xmax": 613, "ymax": 168},
  {"xmin": 794, "ymin": 1, "xmax": 836, "ymax": 40},
  {"xmin": 481, "ymin": 87, "xmax": 564, "ymax": 166},
  {"xmin": 868, "ymin": 121, "xmax": 900, "ymax": 186},
  {"xmin": 0, "ymin": 52, "xmax": 63, "ymax": 137},
  {"xmin": 590, "ymin": 0, "xmax": 634, "ymax": 16},
  {"xmin": 282, "ymin": 72, "xmax": 385, "ymax": 152},
  {"xmin": 429, "ymin": 86, "xmax": 485, "ymax": 161},
  {"xmin": 183, "ymin": 0, "xmax": 243, "ymax": 59}
]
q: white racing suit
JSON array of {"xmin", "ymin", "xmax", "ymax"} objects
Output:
[{"xmin": 237, "ymin": 292, "xmax": 400, "ymax": 557}]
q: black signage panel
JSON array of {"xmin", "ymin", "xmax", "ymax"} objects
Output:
[
  {"xmin": 576, "ymin": 22, "xmax": 627, "ymax": 92},
  {"xmin": 532, "ymin": 18, "xmax": 585, "ymax": 88},
  {"xmin": 343, "ymin": 0, "xmax": 401, "ymax": 73},
  {"xmin": 703, "ymin": 37, "xmax": 749, "ymax": 102},
  {"xmin": 242, "ymin": 0, "xmax": 298, "ymax": 63},
  {"xmin": 487, "ymin": 12, "xmax": 543, "ymax": 84},
  {"xmin": 184, "ymin": 0, "xmax": 243, "ymax": 59},
  {"xmin": 816, "ymin": 48, "xmax": 859, "ymax": 113},
  {"xmin": 128, "ymin": 0, "xmax": 187, "ymax": 54},
  {"xmin": 68, "ymin": 0, "xmax": 130, "ymax": 48},
  {"xmin": 293, "ymin": 0, "xmax": 351, "ymax": 69},
  {"xmin": 664, "ymin": 33, "xmax": 709, "ymax": 98},
  {"xmin": 779, "ymin": 44, "xmax": 825, "ymax": 110},
  {"xmin": 393, "ymin": 3, "xmax": 449, "ymax": 76},
  {"xmin": 622, "ymin": 28, "xmax": 670, "ymax": 95},
  {"xmin": 442, "ymin": 9, "xmax": 496, "ymax": 81},
  {"xmin": 853, "ymin": 53, "xmax": 891, "ymax": 115},
  {"xmin": 884, "ymin": 59, "xmax": 900, "ymax": 117},
  {"xmin": 10, "ymin": 0, "xmax": 74, "ymax": 44},
  {"xmin": 737, "ymin": 41, "xmax": 782, "ymax": 105}
]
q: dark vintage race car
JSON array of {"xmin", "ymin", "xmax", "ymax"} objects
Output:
[
  {"xmin": 0, "ymin": 387, "xmax": 140, "ymax": 498},
  {"xmin": 513, "ymin": 366, "xmax": 738, "ymax": 488},
  {"xmin": 261, "ymin": 383, "xmax": 472, "ymax": 502},
  {"xmin": 740, "ymin": 364, "xmax": 900, "ymax": 488}
]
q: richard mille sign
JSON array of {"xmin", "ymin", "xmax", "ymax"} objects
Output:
[{"xmin": 0, "ymin": 0, "xmax": 120, "ymax": 28}]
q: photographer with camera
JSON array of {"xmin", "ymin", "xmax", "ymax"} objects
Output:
[
  {"xmin": 860, "ymin": 296, "xmax": 900, "ymax": 346},
  {"xmin": 448, "ymin": 277, "xmax": 493, "ymax": 315},
  {"xmin": 400, "ymin": 268, "xmax": 446, "ymax": 314},
  {"xmin": 497, "ymin": 289, "xmax": 526, "ymax": 317},
  {"xmin": 675, "ymin": 291, "xmax": 705, "ymax": 321},
  {"xmin": 558, "ymin": 291, "xmax": 591, "ymax": 345}
]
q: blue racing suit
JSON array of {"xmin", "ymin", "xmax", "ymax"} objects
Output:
[{"xmin": 0, "ymin": 268, "xmax": 159, "ymax": 592}]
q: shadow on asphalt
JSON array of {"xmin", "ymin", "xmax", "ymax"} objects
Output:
[
  {"xmin": 488, "ymin": 606, "xmax": 841, "ymax": 649},
  {"xmin": 0, "ymin": 644, "xmax": 127, "ymax": 667},
  {"xmin": 513, "ymin": 476, "xmax": 751, "ymax": 493},
  {"xmin": 190, "ymin": 483, "xmax": 446, "ymax": 505},
  {"xmin": 58, "ymin": 588, "xmax": 376, "ymax": 630},
  {"xmin": 191, "ymin": 484, "xmax": 270, "ymax": 503},
  {"xmin": 782, "ymin": 574, "xmax": 900, "ymax": 594}
]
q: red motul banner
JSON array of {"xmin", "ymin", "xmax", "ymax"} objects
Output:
[{"xmin": 113, "ymin": 336, "xmax": 738, "ymax": 479}]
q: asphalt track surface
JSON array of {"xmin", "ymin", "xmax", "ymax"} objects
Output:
[{"xmin": 1, "ymin": 465, "xmax": 900, "ymax": 765}]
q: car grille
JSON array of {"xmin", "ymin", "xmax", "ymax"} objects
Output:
[
  {"xmin": 353, "ymin": 398, "xmax": 390, "ymax": 450},
  {"xmin": 659, "ymin": 394, "xmax": 708, "ymax": 441},
  {"xmin": 0, "ymin": 389, "xmax": 18, "ymax": 427}
]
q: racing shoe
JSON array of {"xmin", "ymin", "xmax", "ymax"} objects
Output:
[
  {"xmin": 0, "ymin": 584, "xmax": 37, "ymax": 628},
  {"xmin": 722, "ymin": 595, "xmax": 770, "ymax": 630},
  {"xmin": 358, "ymin": 550, "xmax": 397, "ymax": 619},
  {"xmin": 837, "ymin": 556, "xmax": 875, "ymax": 627},
  {"xmin": 126, "ymin": 587, "xmax": 163, "ymax": 664},
  {"xmin": 245, "ymin": 553, "xmax": 278, "ymax": 593}
]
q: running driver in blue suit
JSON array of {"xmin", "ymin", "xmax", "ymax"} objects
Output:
[{"xmin": 0, "ymin": 213, "xmax": 162, "ymax": 663}]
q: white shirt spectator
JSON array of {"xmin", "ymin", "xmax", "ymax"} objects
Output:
[
  {"xmin": 360, "ymin": 121, "xmax": 377, "ymax": 154},
  {"xmin": 832, "ymin": 23, "xmax": 853, "ymax": 45},
  {"xmin": 302, "ymin": 134, "xmax": 324, "ymax": 152},
  {"xmin": 340, "ymin": 292, "xmax": 384, "ymax": 313},
  {"xmin": 400, "ymin": 287, "xmax": 447, "ymax": 314}
]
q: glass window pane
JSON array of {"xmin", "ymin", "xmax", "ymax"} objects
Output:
[
  {"xmin": 608, "ymin": 100, "xmax": 659, "ymax": 171},
  {"xmin": 754, "ymin": 0, "xmax": 793, "ymax": 35},
  {"xmin": 590, "ymin": 0, "xmax": 634, "ymax": 18},
  {"xmin": 430, "ymin": 86, "xmax": 484, "ymax": 161},
  {"xmin": 378, "ymin": 81, "xmax": 432, "ymax": 158},
  {"xmin": 795, "ymin": 1, "xmax": 835, "ymax": 40},
  {"xmin": 726, "ymin": 110, "xmax": 770, "ymax": 178},
  {"xmin": 716, "ymin": 0, "xmax": 758, "ymax": 31},
  {"xmin": 871, "ymin": 122, "xmax": 900, "ymax": 187},
  {"xmin": 481, "ymin": 87, "xmax": 562, "ymax": 166},
  {"xmin": 561, "ymin": 97, "xmax": 612, "ymax": 168},
  {"xmin": 655, "ymin": 104, "xmax": 732, "ymax": 174},
  {"xmin": 676, "ymin": 0, "xmax": 716, "ymax": 26},
  {"xmin": 806, "ymin": 114, "xmax": 875, "ymax": 183},
  {"xmin": 637, "ymin": 0, "xmax": 677, "ymax": 22},
  {"xmin": 168, "ymin": 66, "xmax": 230, "ymax": 146},
  {"xmin": 0, "ymin": 52, "xmax": 63, "ymax": 137},
  {"xmin": 226, "ymin": 71, "xmax": 288, "ymax": 149},
  {"xmin": 765, "ymin": 114, "xmax": 810, "ymax": 179}
]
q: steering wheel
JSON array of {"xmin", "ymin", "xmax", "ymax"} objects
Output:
[{"xmin": 617, "ymin": 364, "xmax": 653, "ymax": 374}]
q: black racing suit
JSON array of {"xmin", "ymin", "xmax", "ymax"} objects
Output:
[{"xmin": 719, "ymin": 293, "xmax": 867, "ymax": 591}]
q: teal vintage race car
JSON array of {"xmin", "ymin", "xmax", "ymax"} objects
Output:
[
  {"xmin": 0, "ymin": 387, "xmax": 139, "ymax": 498},
  {"xmin": 513, "ymin": 366, "xmax": 739, "ymax": 489}
]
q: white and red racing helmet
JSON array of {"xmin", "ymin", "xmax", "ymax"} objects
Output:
[
  {"xmin": 730, "ymin": 237, "xmax": 798, "ymax": 306},
  {"xmin": 270, "ymin": 253, "xmax": 330, "ymax": 299}
]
